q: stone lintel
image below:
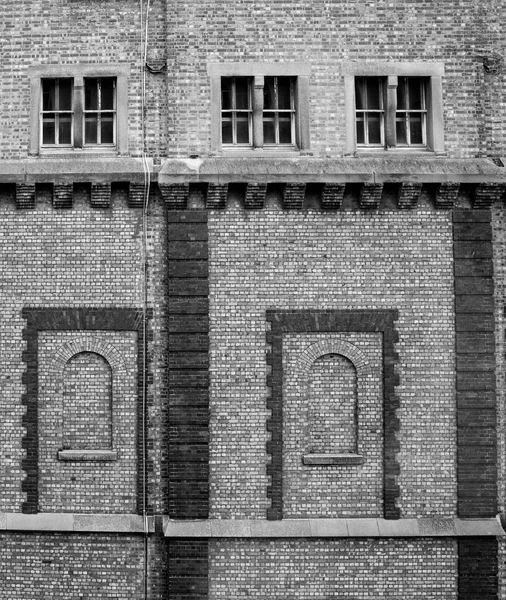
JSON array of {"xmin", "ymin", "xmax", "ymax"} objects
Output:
[
  {"xmin": 57, "ymin": 449, "xmax": 118, "ymax": 462},
  {"xmin": 303, "ymin": 453, "xmax": 364, "ymax": 465}
]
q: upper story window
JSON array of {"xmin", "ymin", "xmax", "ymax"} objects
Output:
[
  {"xmin": 41, "ymin": 77, "xmax": 117, "ymax": 148},
  {"xmin": 30, "ymin": 64, "xmax": 128, "ymax": 155},
  {"xmin": 344, "ymin": 62, "xmax": 445, "ymax": 155},
  {"xmin": 209, "ymin": 63, "xmax": 311, "ymax": 154},
  {"xmin": 355, "ymin": 76, "xmax": 428, "ymax": 148}
]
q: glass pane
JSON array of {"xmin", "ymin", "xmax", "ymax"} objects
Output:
[
  {"xmin": 235, "ymin": 78, "xmax": 250, "ymax": 109},
  {"xmin": 221, "ymin": 78, "xmax": 233, "ymax": 110},
  {"xmin": 59, "ymin": 116, "xmax": 72, "ymax": 145},
  {"xmin": 367, "ymin": 115, "xmax": 382, "ymax": 144},
  {"xmin": 356, "ymin": 119, "xmax": 365, "ymax": 144},
  {"xmin": 264, "ymin": 77, "xmax": 275, "ymax": 110},
  {"xmin": 355, "ymin": 78, "xmax": 366, "ymax": 110},
  {"xmin": 277, "ymin": 78, "xmax": 292, "ymax": 109},
  {"xmin": 396, "ymin": 117, "xmax": 407, "ymax": 145},
  {"xmin": 85, "ymin": 115, "xmax": 98, "ymax": 144},
  {"xmin": 58, "ymin": 79, "xmax": 73, "ymax": 111},
  {"xmin": 397, "ymin": 77, "xmax": 407, "ymax": 110},
  {"xmin": 263, "ymin": 117, "xmax": 275, "ymax": 144},
  {"xmin": 366, "ymin": 78, "xmax": 381, "ymax": 109},
  {"xmin": 408, "ymin": 77, "xmax": 423, "ymax": 110},
  {"xmin": 101, "ymin": 115, "xmax": 114, "ymax": 144},
  {"xmin": 42, "ymin": 118, "xmax": 56, "ymax": 144},
  {"xmin": 236, "ymin": 116, "xmax": 250, "ymax": 144},
  {"xmin": 222, "ymin": 119, "xmax": 232, "ymax": 144},
  {"xmin": 42, "ymin": 80, "xmax": 56, "ymax": 111},
  {"xmin": 85, "ymin": 79, "xmax": 98, "ymax": 110},
  {"xmin": 278, "ymin": 117, "xmax": 292, "ymax": 144},
  {"xmin": 100, "ymin": 78, "xmax": 115, "ymax": 110},
  {"xmin": 409, "ymin": 116, "xmax": 423, "ymax": 144}
]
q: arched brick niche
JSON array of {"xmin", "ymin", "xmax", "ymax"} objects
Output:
[
  {"xmin": 266, "ymin": 309, "xmax": 400, "ymax": 521},
  {"xmin": 297, "ymin": 340, "xmax": 371, "ymax": 465}
]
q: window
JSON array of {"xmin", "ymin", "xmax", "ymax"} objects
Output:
[
  {"xmin": 30, "ymin": 64, "xmax": 128, "ymax": 155},
  {"xmin": 208, "ymin": 63, "xmax": 310, "ymax": 153},
  {"xmin": 344, "ymin": 62, "xmax": 444, "ymax": 154}
]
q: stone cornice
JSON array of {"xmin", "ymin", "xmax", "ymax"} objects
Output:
[{"xmin": 1, "ymin": 514, "xmax": 503, "ymax": 537}]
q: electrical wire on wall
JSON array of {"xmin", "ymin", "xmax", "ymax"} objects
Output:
[{"xmin": 139, "ymin": 0, "xmax": 151, "ymax": 598}]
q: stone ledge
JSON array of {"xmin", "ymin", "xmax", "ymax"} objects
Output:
[
  {"xmin": 57, "ymin": 449, "xmax": 118, "ymax": 462},
  {"xmin": 163, "ymin": 517, "xmax": 505, "ymax": 538},
  {"xmin": 1, "ymin": 513, "xmax": 154, "ymax": 533},
  {"xmin": 303, "ymin": 453, "xmax": 364, "ymax": 465}
]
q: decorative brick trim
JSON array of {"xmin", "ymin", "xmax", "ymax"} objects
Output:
[
  {"xmin": 458, "ymin": 538, "xmax": 498, "ymax": 600},
  {"xmin": 244, "ymin": 182, "xmax": 267, "ymax": 209},
  {"xmin": 52, "ymin": 183, "xmax": 73, "ymax": 209},
  {"xmin": 436, "ymin": 182, "xmax": 459, "ymax": 208},
  {"xmin": 48, "ymin": 337, "xmax": 127, "ymax": 376},
  {"xmin": 159, "ymin": 183, "xmax": 189, "ymax": 209},
  {"xmin": 206, "ymin": 183, "xmax": 228, "ymax": 209},
  {"xmin": 296, "ymin": 339, "xmax": 371, "ymax": 376},
  {"xmin": 168, "ymin": 212, "xmax": 209, "ymax": 519},
  {"xmin": 15, "ymin": 183, "xmax": 35, "ymax": 209},
  {"xmin": 168, "ymin": 539, "xmax": 208, "ymax": 600},
  {"xmin": 359, "ymin": 183, "xmax": 383, "ymax": 209},
  {"xmin": 473, "ymin": 183, "xmax": 505, "ymax": 208},
  {"xmin": 128, "ymin": 182, "xmax": 146, "ymax": 208},
  {"xmin": 20, "ymin": 307, "xmax": 151, "ymax": 514},
  {"xmin": 265, "ymin": 310, "xmax": 400, "ymax": 520},
  {"xmin": 321, "ymin": 183, "xmax": 345, "ymax": 209},
  {"xmin": 282, "ymin": 183, "xmax": 306, "ymax": 209},
  {"xmin": 397, "ymin": 182, "xmax": 422, "ymax": 209},
  {"xmin": 90, "ymin": 183, "xmax": 111, "ymax": 208},
  {"xmin": 453, "ymin": 210, "xmax": 497, "ymax": 518}
]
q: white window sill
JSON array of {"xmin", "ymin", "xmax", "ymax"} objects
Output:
[{"xmin": 303, "ymin": 453, "xmax": 364, "ymax": 466}]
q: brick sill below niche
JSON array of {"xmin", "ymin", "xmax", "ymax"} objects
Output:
[
  {"xmin": 57, "ymin": 449, "xmax": 118, "ymax": 462},
  {"xmin": 303, "ymin": 453, "xmax": 364, "ymax": 466}
]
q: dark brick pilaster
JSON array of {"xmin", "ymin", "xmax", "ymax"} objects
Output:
[
  {"xmin": 458, "ymin": 538, "xmax": 498, "ymax": 600},
  {"xmin": 265, "ymin": 309, "xmax": 400, "ymax": 520},
  {"xmin": 168, "ymin": 211, "xmax": 209, "ymax": 519},
  {"xmin": 453, "ymin": 210, "xmax": 497, "ymax": 517},
  {"xmin": 168, "ymin": 539, "xmax": 208, "ymax": 600}
]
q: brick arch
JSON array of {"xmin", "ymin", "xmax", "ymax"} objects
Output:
[
  {"xmin": 297, "ymin": 339, "xmax": 371, "ymax": 377},
  {"xmin": 48, "ymin": 337, "xmax": 127, "ymax": 379}
]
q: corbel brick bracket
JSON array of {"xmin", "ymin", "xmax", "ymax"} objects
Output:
[
  {"xmin": 265, "ymin": 309, "xmax": 400, "ymax": 520},
  {"xmin": 245, "ymin": 183, "xmax": 267, "ymax": 209},
  {"xmin": 15, "ymin": 183, "xmax": 36, "ymax": 209},
  {"xmin": 52, "ymin": 183, "xmax": 73, "ymax": 209},
  {"xmin": 206, "ymin": 183, "xmax": 228, "ymax": 209},
  {"xmin": 321, "ymin": 183, "xmax": 345, "ymax": 209},
  {"xmin": 90, "ymin": 183, "xmax": 112, "ymax": 209},
  {"xmin": 21, "ymin": 307, "xmax": 152, "ymax": 514},
  {"xmin": 397, "ymin": 182, "xmax": 422, "ymax": 209},
  {"xmin": 159, "ymin": 183, "xmax": 189, "ymax": 210},
  {"xmin": 283, "ymin": 183, "xmax": 306, "ymax": 209},
  {"xmin": 359, "ymin": 183, "xmax": 383, "ymax": 209},
  {"xmin": 453, "ymin": 210, "xmax": 497, "ymax": 518}
]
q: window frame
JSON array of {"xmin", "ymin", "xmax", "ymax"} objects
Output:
[
  {"xmin": 208, "ymin": 63, "xmax": 311, "ymax": 154},
  {"xmin": 343, "ymin": 62, "xmax": 445, "ymax": 155},
  {"xmin": 29, "ymin": 63, "xmax": 129, "ymax": 156}
]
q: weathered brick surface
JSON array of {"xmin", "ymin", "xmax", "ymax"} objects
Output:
[
  {"xmin": 209, "ymin": 539, "xmax": 456, "ymax": 599},
  {"xmin": 208, "ymin": 195, "xmax": 455, "ymax": 519}
]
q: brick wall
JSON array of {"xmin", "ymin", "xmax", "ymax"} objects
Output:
[
  {"xmin": 209, "ymin": 539, "xmax": 457, "ymax": 599},
  {"xmin": 207, "ymin": 193, "xmax": 456, "ymax": 519}
]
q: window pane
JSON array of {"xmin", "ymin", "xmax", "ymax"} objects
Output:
[
  {"xmin": 85, "ymin": 115, "xmax": 98, "ymax": 144},
  {"xmin": 365, "ymin": 78, "xmax": 381, "ymax": 109},
  {"xmin": 278, "ymin": 116, "xmax": 292, "ymax": 144},
  {"xmin": 42, "ymin": 118, "xmax": 56, "ymax": 144},
  {"xmin": 355, "ymin": 78, "xmax": 366, "ymax": 110},
  {"xmin": 367, "ymin": 115, "xmax": 382, "ymax": 144},
  {"xmin": 222, "ymin": 119, "xmax": 232, "ymax": 144},
  {"xmin": 42, "ymin": 80, "xmax": 56, "ymax": 111},
  {"xmin": 100, "ymin": 78, "xmax": 115, "ymax": 110},
  {"xmin": 101, "ymin": 115, "xmax": 114, "ymax": 144},
  {"xmin": 397, "ymin": 78, "xmax": 407, "ymax": 110},
  {"xmin": 235, "ymin": 78, "xmax": 250, "ymax": 109},
  {"xmin": 408, "ymin": 77, "xmax": 423, "ymax": 110},
  {"xmin": 236, "ymin": 116, "xmax": 250, "ymax": 144},
  {"xmin": 221, "ymin": 78, "xmax": 233, "ymax": 110},
  {"xmin": 58, "ymin": 79, "xmax": 73, "ymax": 111},
  {"xmin": 277, "ymin": 78, "xmax": 292, "ymax": 109},
  {"xmin": 85, "ymin": 79, "xmax": 99, "ymax": 110},
  {"xmin": 396, "ymin": 117, "xmax": 407, "ymax": 145},
  {"xmin": 356, "ymin": 119, "xmax": 365, "ymax": 145},
  {"xmin": 263, "ymin": 118, "xmax": 276, "ymax": 144},
  {"xmin": 59, "ymin": 116, "xmax": 72, "ymax": 145},
  {"xmin": 264, "ymin": 78, "xmax": 275, "ymax": 110},
  {"xmin": 409, "ymin": 116, "xmax": 423, "ymax": 144}
]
